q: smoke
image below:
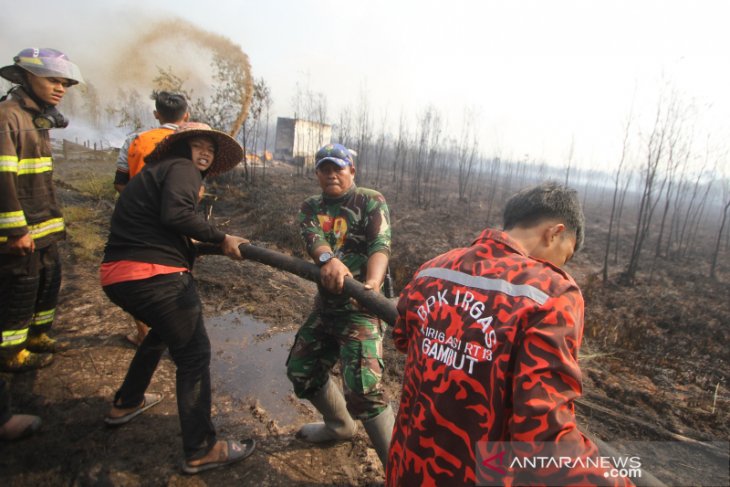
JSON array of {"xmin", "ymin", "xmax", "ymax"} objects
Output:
[{"xmin": 1, "ymin": 9, "xmax": 252, "ymax": 145}]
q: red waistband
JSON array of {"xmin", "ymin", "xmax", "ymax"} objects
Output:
[{"xmin": 100, "ymin": 260, "xmax": 188, "ymax": 286}]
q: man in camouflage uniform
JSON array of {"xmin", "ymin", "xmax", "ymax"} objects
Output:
[{"xmin": 287, "ymin": 143, "xmax": 394, "ymax": 468}]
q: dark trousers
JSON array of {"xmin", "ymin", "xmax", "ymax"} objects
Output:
[
  {"xmin": 0, "ymin": 378, "xmax": 11, "ymax": 426},
  {"xmin": 103, "ymin": 272, "xmax": 216, "ymax": 460},
  {"xmin": 0, "ymin": 243, "xmax": 61, "ymax": 352}
]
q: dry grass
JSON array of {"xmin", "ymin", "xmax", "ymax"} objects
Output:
[
  {"xmin": 62, "ymin": 204, "xmax": 106, "ymax": 263},
  {"xmin": 62, "ymin": 205, "xmax": 97, "ymax": 223},
  {"xmin": 74, "ymin": 172, "xmax": 117, "ymax": 203}
]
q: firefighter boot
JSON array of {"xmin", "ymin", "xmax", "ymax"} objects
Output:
[
  {"xmin": 0, "ymin": 414, "xmax": 41, "ymax": 440},
  {"xmin": 362, "ymin": 404, "xmax": 395, "ymax": 468},
  {"xmin": 297, "ymin": 378, "xmax": 357, "ymax": 443},
  {"xmin": 26, "ymin": 333, "xmax": 57, "ymax": 353},
  {"xmin": 0, "ymin": 349, "xmax": 53, "ymax": 372}
]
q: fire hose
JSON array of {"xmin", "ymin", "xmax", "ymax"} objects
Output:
[
  {"xmin": 198, "ymin": 242, "xmax": 399, "ymax": 326},
  {"xmin": 198, "ymin": 243, "xmax": 671, "ymax": 485}
]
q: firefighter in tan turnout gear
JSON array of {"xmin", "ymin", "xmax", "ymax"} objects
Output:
[{"xmin": 0, "ymin": 48, "xmax": 84, "ymax": 371}]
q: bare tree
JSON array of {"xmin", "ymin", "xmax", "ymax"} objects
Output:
[
  {"xmin": 190, "ymin": 54, "xmax": 248, "ymax": 132},
  {"xmin": 242, "ymin": 77, "xmax": 271, "ymax": 184},
  {"xmin": 314, "ymin": 92, "xmax": 328, "ymax": 168},
  {"xmin": 106, "ymin": 87, "xmax": 149, "ymax": 131},
  {"xmin": 289, "ymin": 79, "xmax": 325, "ymax": 175},
  {"xmin": 261, "ymin": 86, "xmax": 273, "ymax": 183},
  {"xmin": 564, "ymin": 135, "xmax": 575, "ymax": 187},
  {"xmin": 711, "ymin": 176, "xmax": 730, "ymax": 279},
  {"xmin": 456, "ymin": 108, "xmax": 479, "ymax": 202},
  {"xmin": 602, "ymin": 110, "xmax": 633, "ymax": 283},
  {"xmin": 291, "ymin": 80, "xmax": 304, "ymax": 120},
  {"xmin": 81, "ymin": 82, "xmax": 103, "ymax": 130},
  {"xmin": 335, "ymin": 106, "xmax": 353, "ymax": 149},
  {"xmin": 664, "ymin": 145, "xmax": 692, "ymax": 256},
  {"xmin": 624, "ymin": 92, "xmax": 678, "ymax": 284},
  {"xmin": 613, "ymin": 169, "xmax": 634, "ymax": 265},
  {"xmin": 184, "ymin": 55, "xmax": 251, "ymax": 182},
  {"xmin": 373, "ymin": 109, "xmax": 389, "ymax": 185},
  {"xmin": 483, "ymin": 156, "xmax": 502, "ymax": 226},
  {"xmin": 675, "ymin": 155, "xmax": 713, "ymax": 259},
  {"xmin": 648, "ymin": 114, "xmax": 692, "ymax": 282},
  {"xmin": 684, "ymin": 164, "xmax": 717, "ymax": 256},
  {"xmin": 355, "ymin": 88, "xmax": 372, "ymax": 183},
  {"xmin": 393, "ymin": 110, "xmax": 408, "ymax": 191},
  {"xmin": 412, "ymin": 107, "xmax": 433, "ymax": 206},
  {"xmin": 413, "ymin": 107, "xmax": 442, "ymax": 208},
  {"xmin": 430, "ymin": 134, "xmax": 453, "ymax": 206}
]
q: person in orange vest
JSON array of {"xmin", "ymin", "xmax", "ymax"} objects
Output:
[
  {"xmin": 113, "ymin": 91, "xmax": 189, "ymax": 192},
  {"xmin": 113, "ymin": 91, "xmax": 189, "ymax": 346}
]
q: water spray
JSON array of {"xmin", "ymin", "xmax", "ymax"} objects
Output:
[{"xmin": 113, "ymin": 18, "xmax": 253, "ymax": 137}]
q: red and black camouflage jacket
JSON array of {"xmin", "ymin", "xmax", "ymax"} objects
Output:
[{"xmin": 387, "ymin": 229, "xmax": 632, "ymax": 487}]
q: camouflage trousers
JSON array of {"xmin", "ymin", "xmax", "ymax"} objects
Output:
[{"xmin": 286, "ymin": 303, "xmax": 388, "ymax": 421}]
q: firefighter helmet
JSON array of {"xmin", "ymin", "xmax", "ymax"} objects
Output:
[{"xmin": 0, "ymin": 48, "xmax": 84, "ymax": 86}]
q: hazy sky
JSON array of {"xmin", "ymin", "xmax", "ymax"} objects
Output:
[{"xmin": 2, "ymin": 0, "xmax": 729, "ymax": 169}]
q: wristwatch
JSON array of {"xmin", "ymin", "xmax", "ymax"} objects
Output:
[{"xmin": 318, "ymin": 251, "xmax": 334, "ymax": 267}]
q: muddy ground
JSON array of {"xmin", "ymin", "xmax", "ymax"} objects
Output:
[{"xmin": 0, "ymin": 145, "xmax": 728, "ymax": 486}]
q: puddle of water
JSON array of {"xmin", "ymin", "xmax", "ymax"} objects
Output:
[{"xmin": 207, "ymin": 311, "xmax": 297, "ymax": 424}]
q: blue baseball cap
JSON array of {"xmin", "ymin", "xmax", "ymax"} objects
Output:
[{"xmin": 315, "ymin": 143, "xmax": 354, "ymax": 169}]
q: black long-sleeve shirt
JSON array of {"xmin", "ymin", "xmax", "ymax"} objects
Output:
[{"xmin": 102, "ymin": 157, "xmax": 225, "ymax": 269}]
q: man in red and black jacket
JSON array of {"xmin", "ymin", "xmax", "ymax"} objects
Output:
[{"xmin": 388, "ymin": 183, "xmax": 632, "ymax": 486}]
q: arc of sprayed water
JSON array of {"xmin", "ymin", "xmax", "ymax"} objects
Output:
[{"xmin": 117, "ymin": 19, "xmax": 253, "ymax": 138}]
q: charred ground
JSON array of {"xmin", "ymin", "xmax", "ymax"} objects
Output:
[{"xmin": 0, "ymin": 146, "xmax": 727, "ymax": 486}]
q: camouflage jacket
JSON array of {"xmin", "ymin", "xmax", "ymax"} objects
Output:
[{"xmin": 299, "ymin": 185, "xmax": 391, "ymax": 310}]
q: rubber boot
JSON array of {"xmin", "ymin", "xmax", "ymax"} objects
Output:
[
  {"xmin": 0, "ymin": 414, "xmax": 41, "ymax": 440},
  {"xmin": 26, "ymin": 333, "xmax": 57, "ymax": 353},
  {"xmin": 0, "ymin": 349, "xmax": 53, "ymax": 372},
  {"xmin": 362, "ymin": 404, "xmax": 395, "ymax": 468},
  {"xmin": 297, "ymin": 378, "xmax": 357, "ymax": 443}
]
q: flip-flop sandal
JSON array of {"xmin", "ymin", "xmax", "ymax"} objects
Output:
[
  {"xmin": 181, "ymin": 438, "xmax": 256, "ymax": 475},
  {"xmin": 124, "ymin": 333, "xmax": 142, "ymax": 347},
  {"xmin": 104, "ymin": 393, "xmax": 163, "ymax": 426}
]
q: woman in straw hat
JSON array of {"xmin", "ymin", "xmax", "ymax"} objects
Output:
[{"xmin": 99, "ymin": 122, "xmax": 255, "ymax": 474}]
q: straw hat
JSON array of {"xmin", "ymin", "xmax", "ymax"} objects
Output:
[{"xmin": 145, "ymin": 122, "xmax": 243, "ymax": 176}]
